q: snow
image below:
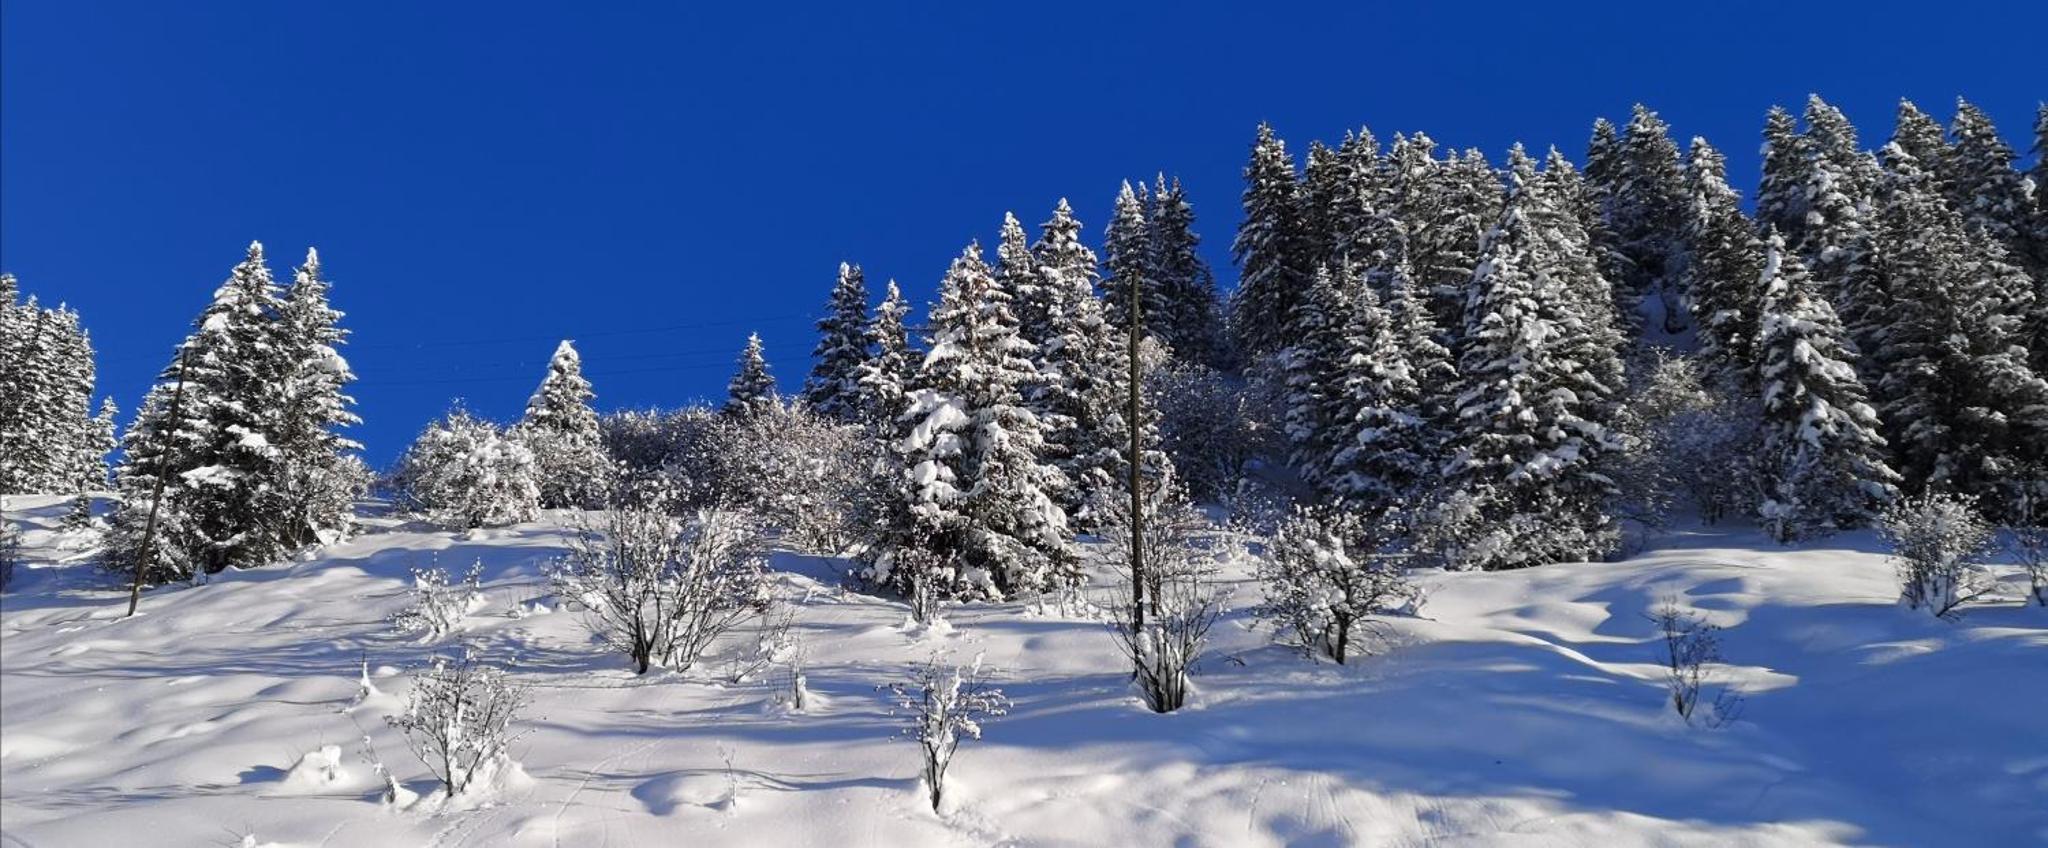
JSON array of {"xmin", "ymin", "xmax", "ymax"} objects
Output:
[{"xmin": 4, "ymin": 494, "xmax": 2045, "ymax": 846}]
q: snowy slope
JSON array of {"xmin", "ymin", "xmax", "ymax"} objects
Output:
[{"xmin": 3, "ymin": 495, "xmax": 2044, "ymax": 847}]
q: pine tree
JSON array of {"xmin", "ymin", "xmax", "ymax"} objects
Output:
[
  {"xmin": 1870, "ymin": 141, "xmax": 2048, "ymax": 517},
  {"xmin": 1609, "ymin": 104, "xmax": 1692, "ymax": 334},
  {"xmin": 1796, "ymin": 96, "xmax": 1889, "ymax": 365},
  {"xmin": 1377, "ymin": 241, "xmax": 1457, "ymax": 430},
  {"xmin": 516, "ymin": 340, "xmax": 608, "ymax": 508},
  {"xmin": 851, "ymin": 280, "xmax": 916, "ymax": 429},
  {"xmin": 0, "ymin": 283, "xmax": 104, "ymax": 496},
  {"xmin": 1326, "ymin": 274, "xmax": 1434, "ymax": 513},
  {"xmin": 1441, "ymin": 152, "xmax": 1624, "ymax": 567},
  {"xmin": 803, "ymin": 262, "xmax": 874, "ymax": 422},
  {"xmin": 112, "ymin": 242, "xmax": 295, "ymax": 576},
  {"xmin": 1889, "ymin": 100, "xmax": 1951, "ymax": 194},
  {"xmin": 1299, "ymin": 140, "xmax": 1345, "ymax": 271},
  {"xmin": 1755, "ymin": 106, "xmax": 1812, "ymax": 249},
  {"xmin": 1329, "ymin": 128, "xmax": 1388, "ymax": 266},
  {"xmin": 1680, "ymin": 137, "xmax": 1768, "ymax": 385},
  {"xmin": 724, "ymin": 333, "xmax": 779, "ymax": 419},
  {"xmin": 273, "ymin": 249, "xmax": 365, "ymax": 543},
  {"xmin": 1752, "ymin": 232, "xmax": 1900, "ymax": 541},
  {"xmin": 884, "ymin": 242, "xmax": 1074, "ymax": 599},
  {"xmin": 1025, "ymin": 200, "xmax": 1125, "ymax": 524},
  {"xmin": 1944, "ymin": 99, "xmax": 2034, "ymax": 261},
  {"xmin": 1231, "ymin": 123, "xmax": 1312, "ymax": 357},
  {"xmin": 1531, "ymin": 146, "xmax": 1630, "ymax": 413},
  {"xmin": 1148, "ymin": 176, "xmax": 1227, "ymax": 367},
  {"xmin": 1102, "ymin": 181, "xmax": 1168, "ymax": 343},
  {"xmin": 2028, "ymin": 105, "xmax": 2048, "ymax": 369},
  {"xmin": 1280, "ymin": 265, "xmax": 1350, "ymax": 492}
]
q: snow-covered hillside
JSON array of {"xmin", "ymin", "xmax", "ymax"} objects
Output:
[{"xmin": 3, "ymin": 495, "xmax": 2044, "ymax": 847}]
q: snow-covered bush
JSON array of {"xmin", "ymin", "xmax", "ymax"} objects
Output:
[
  {"xmin": 1413, "ymin": 487, "xmax": 1618, "ymax": 572},
  {"xmin": 1611, "ymin": 351, "xmax": 1759, "ymax": 527},
  {"xmin": 0, "ymin": 499, "xmax": 19, "ymax": 591},
  {"xmin": 1879, "ymin": 492, "xmax": 1997, "ymax": 619},
  {"xmin": 1649, "ymin": 599, "xmax": 1742, "ymax": 727},
  {"xmin": 390, "ymin": 407, "xmax": 541, "ymax": 530},
  {"xmin": 390, "ymin": 560, "xmax": 485, "ymax": 641},
  {"xmin": 1095, "ymin": 485, "xmax": 1226, "ymax": 712},
  {"xmin": 552, "ymin": 503, "xmax": 772, "ymax": 674},
  {"xmin": 890, "ymin": 653, "xmax": 1009, "ymax": 813},
  {"xmin": 691, "ymin": 402, "xmax": 883, "ymax": 554},
  {"xmin": 1256, "ymin": 505, "xmax": 1422, "ymax": 664},
  {"xmin": 386, "ymin": 650, "xmax": 530, "ymax": 797},
  {"xmin": 2009, "ymin": 496, "xmax": 2048, "ymax": 608}
]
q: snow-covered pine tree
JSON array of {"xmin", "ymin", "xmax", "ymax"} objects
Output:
[
  {"xmin": 1752, "ymin": 231, "xmax": 1900, "ymax": 541},
  {"xmin": 1377, "ymin": 240, "xmax": 1458, "ymax": 432},
  {"xmin": 515, "ymin": 340, "xmax": 608, "ymax": 509},
  {"xmin": 1870, "ymin": 141, "xmax": 2048, "ymax": 518},
  {"xmin": 1329, "ymin": 128, "xmax": 1388, "ymax": 269},
  {"xmin": 1280, "ymin": 265, "xmax": 1351, "ymax": 494},
  {"xmin": 393, "ymin": 406, "xmax": 541, "ymax": 530},
  {"xmin": 803, "ymin": 262, "xmax": 874, "ymax": 423},
  {"xmin": 1025, "ymin": 200, "xmax": 1125, "ymax": 524},
  {"xmin": 1796, "ymin": 96, "xmax": 1889, "ymax": 367},
  {"xmin": 1944, "ymin": 99, "xmax": 2035, "ymax": 264},
  {"xmin": 77, "ymin": 397, "xmax": 117, "ymax": 492},
  {"xmin": 1299, "ymin": 140, "xmax": 1345, "ymax": 272},
  {"xmin": 111, "ymin": 242, "xmax": 295, "ymax": 577},
  {"xmin": 1102, "ymin": 181, "xmax": 1168, "ymax": 345},
  {"xmin": 2029, "ymin": 105, "xmax": 2048, "ymax": 370},
  {"xmin": 1609, "ymin": 104, "xmax": 1693, "ymax": 335},
  {"xmin": 723, "ymin": 333, "xmax": 779, "ymax": 419},
  {"xmin": 1439, "ymin": 148, "xmax": 1624, "ymax": 568},
  {"xmin": 852, "ymin": 280, "xmax": 917, "ymax": 429},
  {"xmin": 1148, "ymin": 176, "xmax": 1227, "ymax": 367},
  {"xmin": 1325, "ymin": 273, "xmax": 1433, "ymax": 514},
  {"xmin": 882, "ymin": 242, "xmax": 1075, "ymax": 600},
  {"xmin": 1889, "ymin": 101, "xmax": 1952, "ymax": 195},
  {"xmin": 1680, "ymin": 137, "xmax": 1768, "ymax": 386},
  {"xmin": 1231, "ymin": 123, "xmax": 1312, "ymax": 358},
  {"xmin": 1531, "ymin": 147, "xmax": 1630, "ymax": 415},
  {"xmin": 1430, "ymin": 148, "xmax": 1506, "ymax": 330},
  {"xmin": 1754, "ymin": 106, "xmax": 1812, "ymax": 249},
  {"xmin": 273, "ymin": 249, "xmax": 365, "ymax": 545},
  {"xmin": 0, "ymin": 282, "xmax": 106, "ymax": 496}
]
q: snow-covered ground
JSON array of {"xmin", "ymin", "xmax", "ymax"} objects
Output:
[{"xmin": 4, "ymin": 494, "xmax": 2044, "ymax": 847}]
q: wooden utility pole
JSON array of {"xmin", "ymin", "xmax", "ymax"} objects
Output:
[
  {"xmin": 1127, "ymin": 271, "xmax": 1146, "ymax": 632},
  {"xmin": 127, "ymin": 349, "xmax": 189, "ymax": 617}
]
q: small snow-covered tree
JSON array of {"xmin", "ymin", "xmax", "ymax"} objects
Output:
[
  {"xmin": 1752, "ymin": 232, "xmax": 1900, "ymax": 541},
  {"xmin": 804, "ymin": 262, "xmax": 874, "ymax": 422},
  {"xmin": 1879, "ymin": 491, "xmax": 1997, "ymax": 619},
  {"xmin": 386, "ymin": 650, "xmax": 530, "ymax": 797},
  {"xmin": 515, "ymin": 340, "xmax": 609, "ymax": 509},
  {"xmin": 1256, "ymin": 505, "xmax": 1421, "ymax": 664},
  {"xmin": 552, "ymin": 501, "xmax": 771, "ymax": 674},
  {"xmin": 391, "ymin": 407, "xmax": 541, "ymax": 530},
  {"xmin": 390, "ymin": 559, "xmax": 485, "ymax": 641},
  {"xmin": 692, "ymin": 401, "xmax": 882, "ymax": 554},
  {"xmin": 723, "ymin": 333, "xmax": 779, "ymax": 419},
  {"xmin": 272, "ymin": 248, "xmax": 366, "ymax": 547},
  {"xmin": 851, "ymin": 280, "xmax": 916, "ymax": 429},
  {"xmin": 890, "ymin": 653, "xmax": 1009, "ymax": 813}
]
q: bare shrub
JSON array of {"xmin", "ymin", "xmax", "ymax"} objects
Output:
[
  {"xmin": 1649, "ymin": 598, "xmax": 1743, "ymax": 727},
  {"xmin": 2009, "ymin": 496, "xmax": 2047, "ymax": 608},
  {"xmin": 552, "ymin": 503, "xmax": 773, "ymax": 674},
  {"xmin": 889, "ymin": 653, "xmax": 1009, "ymax": 812},
  {"xmin": 389, "ymin": 559, "xmax": 484, "ymax": 641},
  {"xmin": 1095, "ymin": 484, "xmax": 1226, "ymax": 713},
  {"xmin": 1879, "ymin": 492, "xmax": 1997, "ymax": 619},
  {"xmin": 386, "ymin": 650, "xmax": 530, "ymax": 797}
]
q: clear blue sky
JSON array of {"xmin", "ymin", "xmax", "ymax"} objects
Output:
[{"xmin": 4, "ymin": 2, "xmax": 2042, "ymax": 465}]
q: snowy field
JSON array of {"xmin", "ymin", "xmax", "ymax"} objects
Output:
[{"xmin": 3, "ymin": 494, "xmax": 2045, "ymax": 847}]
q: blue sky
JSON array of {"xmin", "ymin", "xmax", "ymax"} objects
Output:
[{"xmin": 3, "ymin": 2, "xmax": 2042, "ymax": 464}]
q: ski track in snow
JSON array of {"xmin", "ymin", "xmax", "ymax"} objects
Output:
[{"xmin": 3, "ymin": 495, "xmax": 2046, "ymax": 846}]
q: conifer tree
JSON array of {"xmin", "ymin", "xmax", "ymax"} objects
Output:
[
  {"xmin": 723, "ymin": 333, "xmax": 779, "ymax": 419},
  {"xmin": 1326, "ymin": 274, "xmax": 1433, "ymax": 513},
  {"xmin": 1103, "ymin": 181, "xmax": 1167, "ymax": 343},
  {"xmin": 1378, "ymin": 242, "xmax": 1457, "ymax": 429},
  {"xmin": 1870, "ymin": 141, "xmax": 2048, "ymax": 516},
  {"xmin": 1281, "ymin": 265, "xmax": 1350, "ymax": 492},
  {"xmin": 1752, "ymin": 232, "xmax": 1900, "ymax": 541},
  {"xmin": 1148, "ymin": 176, "xmax": 1227, "ymax": 367},
  {"xmin": 803, "ymin": 262, "xmax": 874, "ymax": 422},
  {"xmin": 1609, "ymin": 104, "xmax": 1692, "ymax": 333},
  {"xmin": 1441, "ymin": 153, "xmax": 1624, "ymax": 567},
  {"xmin": 2028, "ymin": 105, "xmax": 2048, "ymax": 367},
  {"xmin": 1231, "ymin": 123, "xmax": 1311, "ymax": 357},
  {"xmin": 852, "ymin": 280, "xmax": 916, "ymax": 428},
  {"xmin": 1797, "ymin": 96, "xmax": 1890, "ymax": 368},
  {"xmin": 516, "ymin": 340, "xmax": 608, "ymax": 509},
  {"xmin": 0, "ymin": 281, "xmax": 106, "ymax": 496},
  {"xmin": 1755, "ymin": 106, "xmax": 1812, "ymax": 249},
  {"xmin": 883, "ymin": 243, "xmax": 1074, "ymax": 599},
  {"xmin": 272, "ymin": 249, "xmax": 365, "ymax": 541},
  {"xmin": 1529, "ymin": 147, "xmax": 1629, "ymax": 417},
  {"xmin": 1299, "ymin": 140, "xmax": 1345, "ymax": 271},
  {"xmin": 1025, "ymin": 200, "xmax": 1125, "ymax": 523},
  {"xmin": 112, "ymin": 242, "xmax": 295, "ymax": 576},
  {"xmin": 1329, "ymin": 128, "xmax": 1388, "ymax": 266},
  {"xmin": 1944, "ymin": 100, "xmax": 2034, "ymax": 261},
  {"xmin": 1889, "ymin": 100, "xmax": 1951, "ymax": 193},
  {"xmin": 1680, "ymin": 137, "xmax": 1768, "ymax": 385}
]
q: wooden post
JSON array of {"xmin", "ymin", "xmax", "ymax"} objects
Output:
[
  {"xmin": 1127, "ymin": 268, "xmax": 1146, "ymax": 633},
  {"xmin": 127, "ymin": 349, "xmax": 189, "ymax": 617}
]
